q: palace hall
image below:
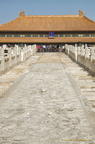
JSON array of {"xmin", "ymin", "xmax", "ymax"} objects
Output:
[{"xmin": 0, "ymin": 10, "xmax": 95, "ymax": 46}]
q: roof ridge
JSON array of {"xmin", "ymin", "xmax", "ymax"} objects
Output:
[
  {"xmin": 0, "ymin": 17, "xmax": 20, "ymax": 26},
  {"xmin": 84, "ymin": 16, "xmax": 95, "ymax": 23},
  {"xmin": 25, "ymin": 15, "xmax": 80, "ymax": 17}
]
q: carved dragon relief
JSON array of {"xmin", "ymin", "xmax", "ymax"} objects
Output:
[
  {"xmin": 79, "ymin": 10, "xmax": 84, "ymax": 16},
  {"xmin": 19, "ymin": 11, "xmax": 25, "ymax": 16}
]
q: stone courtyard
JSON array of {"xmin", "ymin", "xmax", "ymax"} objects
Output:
[{"xmin": 0, "ymin": 52, "xmax": 95, "ymax": 144}]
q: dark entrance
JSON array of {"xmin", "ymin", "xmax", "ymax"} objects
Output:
[{"xmin": 37, "ymin": 44, "xmax": 62, "ymax": 52}]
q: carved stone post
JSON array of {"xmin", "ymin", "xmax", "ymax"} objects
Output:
[
  {"xmin": 90, "ymin": 47, "xmax": 95, "ymax": 63},
  {"xmin": 21, "ymin": 47, "xmax": 24, "ymax": 62},
  {"xmin": 8, "ymin": 47, "xmax": 12, "ymax": 67},
  {"xmin": 77, "ymin": 46, "xmax": 81, "ymax": 55},
  {"xmin": 64, "ymin": 44, "xmax": 68, "ymax": 55},
  {"xmin": 0, "ymin": 46, "xmax": 5, "ymax": 72},
  {"xmin": 75, "ymin": 44, "xmax": 77, "ymax": 47},
  {"xmin": 85, "ymin": 47, "xmax": 90, "ymax": 60},
  {"xmin": 85, "ymin": 44, "xmax": 88, "ymax": 48},
  {"xmin": 74, "ymin": 46, "xmax": 78, "ymax": 62},
  {"xmin": 81, "ymin": 45, "xmax": 85, "ymax": 57}
]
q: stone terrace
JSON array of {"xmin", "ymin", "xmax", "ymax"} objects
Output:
[{"xmin": 0, "ymin": 52, "xmax": 95, "ymax": 144}]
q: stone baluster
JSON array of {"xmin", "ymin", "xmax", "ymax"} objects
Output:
[
  {"xmin": 33, "ymin": 45, "xmax": 36, "ymax": 54},
  {"xmin": 15, "ymin": 45, "xmax": 19, "ymax": 55},
  {"xmin": 28, "ymin": 45, "xmax": 31, "ymax": 56},
  {"xmin": 11, "ymin": 47, "xmax": 14, "ymax": 55},
  {"xmin": 31, "ymin": 45, "xmax": 34, "ymax": 55},
  {"xmin": 67, "ymin": 45, "xmax": 70, "ymax": 55},
  {"xmin": 16, "ymin": 45, "xmax": 21, "ymax": 63},
  {"xmin": 3, "ymin": 45, "xmax": 10, "ymax": 71},
  {"xmin": 27, "ymin": 45, "xmax": 30, "ymax": 57},
  {"xmin": 69, "ymin": 45, "xmax": 71, "ymax": 57},
  {"xmin": 74, "ymin": 46, "xmax": 78, "ymax": 62},
  {"xmin": 65, "ymin": 44, "xmax": 69, "ymax": 55},
  {"xmin": 85, "ymin": 47, "xmax": 90, "ymax": 60},
  {"xmin": 85, "ymin": 44, "xmax": 88, "ymax": 48},
  {"xmin": 11, "ymin": 47, "xmax": 16, "ymax": 66},
  {"xmin": 77, "ymin": 46, "xmax": 81, "ymax": 55},
  {"xmin": 21, "ymin": 47, "xmax": 24, "ymax": 62},
  {"xmin": 25, "ymin": 45, "xmax": 28, "ymax": 60},
  {"xmin": 0, "ymin": 46, "xmax": 5, "ymax": 72},
  {"xmin": 75, "ymin": 44, "xmax": 77, "ymax": 47},
  {"xmin": 72, "ymin": 46, "xmax": 75, "ymax": 53},
  {"xmin": 82, "ymin": 44, "xmax": 84, "ymax": 48},
  {"xmin": 8, "ymin": 47, "xmax": 12, "ymax": 67},
  {"xmin": 81, "ymin": 45, "xmax": 85, "ymax": 57},
  {"xmin": 3, "ymin": 45, "xmax": 8, "ymax": 57},
  {"xmin": 14, "ymin": 45, "xmax": 18, "ymax": 64},
  {"xmin": 90, "ymin": 47, "xmax": 95, "ymax": 63}
]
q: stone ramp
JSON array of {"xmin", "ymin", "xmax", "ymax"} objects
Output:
[{"xmin": 0, "ymin": 53, "xmax": 95, "ymax": 144}]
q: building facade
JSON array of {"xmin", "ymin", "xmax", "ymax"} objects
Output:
[{"xmin": 0, "ymin": 10, "xmax": 95, "ymax": 46}]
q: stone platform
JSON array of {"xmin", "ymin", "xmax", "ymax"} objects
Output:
[{"xmin": 0, "ymin": 53, "xmax": 95, "ymax": 144}]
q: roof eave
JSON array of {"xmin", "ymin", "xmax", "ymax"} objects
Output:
[{"xmin": 0, "ymin": 30, "xmax": 95, "ymax": 32}]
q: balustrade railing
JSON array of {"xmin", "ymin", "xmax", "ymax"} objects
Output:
[
  {"xmin": 65, "ymin": 44, "xmax": 95, "ymax": 73},
  {"xmin": 0, "ymin": 44, "xmax": 36, "ymax": 74}
]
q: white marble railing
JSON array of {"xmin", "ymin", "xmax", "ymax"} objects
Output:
[
  {"xmin": 65, "ymin": 44, "xmax": 95, "ymax": 73},
  {"xmin": 0, "ymin": 44, "xmax": 36, "ymax": 74}
]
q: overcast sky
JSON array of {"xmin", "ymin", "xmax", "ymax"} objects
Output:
[{"xmin": 0, "ymin": 0, "xmax": 95, "ymax": 24}]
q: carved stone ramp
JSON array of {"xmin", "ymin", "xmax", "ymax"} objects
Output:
[{"xmin": 0, "ymin": 53, "xmax": 95, "ymax": 144}]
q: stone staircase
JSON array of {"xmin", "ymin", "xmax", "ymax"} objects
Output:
[
  {"xmin": 60, "ymin": 53, "xmax": 95, "ymax": 110},
  {"xmin": 0, "ymin": 54, "xmax": 40, "ymax": 98}
]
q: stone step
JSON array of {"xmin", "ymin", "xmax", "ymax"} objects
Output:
[
  {"xmin": 70, "ymin": 73, "xmax": 89, "ymax": 77},
  {"xmin": 84, "ymin": 91, "xmax": 95, "ymax": 96},
  {"xmin": 85, "ymin": 95, "xmax": 95, "ymax": 99},
  {"xmin": 80, "ymin": 85, "xmax": 95, "ymax": 89},
  {"xmin": 78, "ymin": 76, "xmax": 95, "ymax": 80},
  {"xmin": 89, "ymin": 102, "xmax": 95, "ymax": 108},
  {"xmin": 79, "ymin": 79, "xmax": 95, "ymax": 82},
  {"xmin": 82, "ymin": 89, "xmax": 95, "ymax": 92},
  {"xmin": 80, "ymin": 84, "xmax": 95, "ymax": 89}
]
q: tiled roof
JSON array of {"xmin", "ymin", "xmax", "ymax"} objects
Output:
[
  {"xmin": 0, "ymin": 13, "xmax": 95, "ymax": 31},
  {"xmin": 0, "ymin": 37, "xmax": 95, "ymax": 43}
]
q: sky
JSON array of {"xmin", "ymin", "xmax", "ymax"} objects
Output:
[{"xmin": 0, "ymin": 0, "xmax": 95, "ymax": 24}]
